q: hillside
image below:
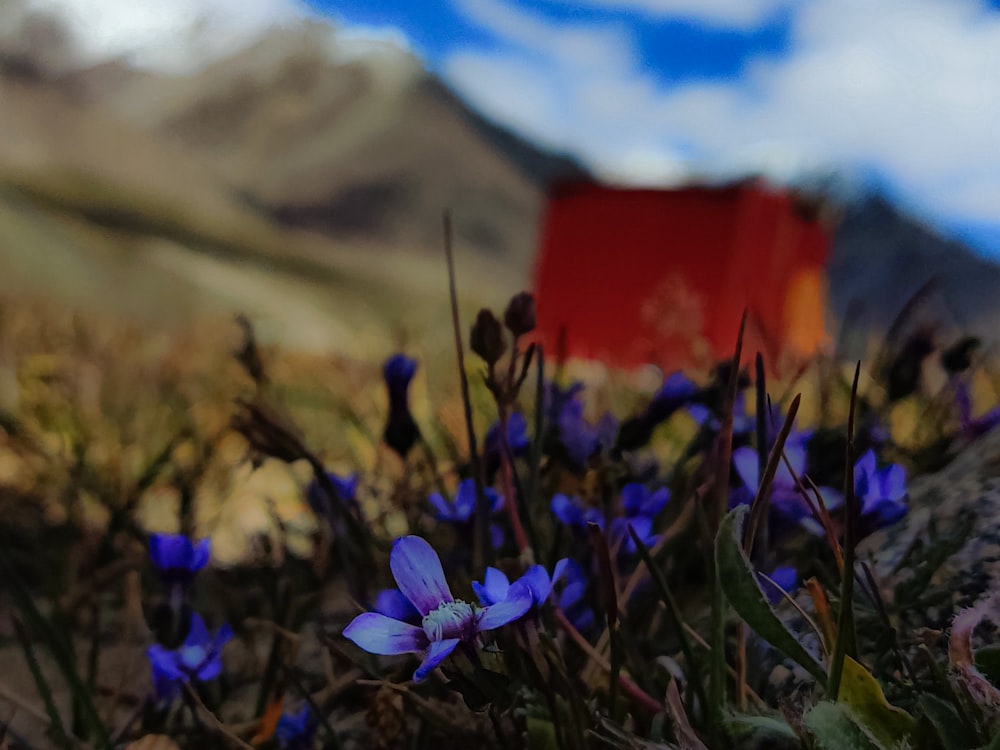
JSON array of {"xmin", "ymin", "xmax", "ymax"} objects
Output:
[
  {"xmin": 0, "ymin": 5, "xmax": 998, "ymax": 367},
  {"xmin": 829, "ymin": 196, "xmax": 1000, "ymax": 353},
  {"xmin": 60, "ymin": 22, "xmax": 584, "ymax": 262},
  {"xmin": 0, "ymin": 15, "xmax": 583, "ymax": 364}
]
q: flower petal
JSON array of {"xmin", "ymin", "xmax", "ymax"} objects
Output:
[
  {"xmin": 489, "ymin": 523, "xmax": 505, "ymax": 550},
  {"xmin": 454, "ymin": 480, "xmax": 477, "ymax": 520},
  {"xmin": 474, "ymin": 567, "xmax": 510, "ymax": 606},
  {"xmin": 375, "ymin": 589, "xmax": 419, "ymax": 621},
  {"xmin": 643, "ymin": 487, "xmax": 670, "ymax": 518},
  {"xmin": 390, "ymin": 536, "xmax": 453, "ymax": 615},
  {"xmin": 477, "ymin": 586, "xmax": 532, "ymax": 631},
  {"xmin": 686, "ymin": 403, "xmax": 713, "ymax": 426},
  {"xmin": 487, "ymin": 486, "xmax": 504, "ymax": 513},
  {"xmin": 147, "ymin": 645, "xmax": 183, "ymax": 681},
  {"xmin": 184, "ymin": 613, "xmax": 210, "ymax": 648},
  {"xmin": 213, "ymin": 623, "xmax": 234, "ymax": 651},
  {"xmin": 520, "ymin": 565, "xmax": 552, "ymax": 605},
  {"xmin": 551, "ymin": 494, "xmax": 583, "ymax": 526},
  {"xmin": 149, "ymin": 534, "xmax": 187, "ymax": 571},
  {"xmin": 620, "ymin": 484, "xmax": 646, "ymax": 517},
  {"xmin": 190, "ymin": 539, "xmax": 211, "ymax": 573},
  {"xmin": 427, "ymin": 492, "xmax": 453, "ymax": 520},
  {"xmin": 880, "ymin": 463, "xmax": 907, "ymax": 502},
  {"xmin": 342, "ymin": 613, "xmax": 428, "ymax": 655},
  {"xmin": 195, "ymin": 654, "xmax": 223, "ymax": 683},
  {"xmin": 551, "ymin": 558, "xmax": 570, "ymax": 588},
  {"xmin": 732, "ymin": 446, "xmax": 760, "ymax": 490},
  {"xmin": 784, "ymin": 442, "xmax": 808, "ymax": 476},
  {"xmin": 863, "ymin": 499, "xmax": 907, "ymax": 529},
  {"xmin": 413, "ymin": 638, "xmax": 460, "ymax": 682}
]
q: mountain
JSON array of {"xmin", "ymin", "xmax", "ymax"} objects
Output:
[
  {"xmin": 829, "ymin": 196, "xmax": 1000, "ymax": 353},
  {"xmin": 60, "ymin": 22, "xmax": 584, "ymax": 262},
  {"xmin": 0, "ymin": 13, "xmax": 584, "ymax": 361},
  {"xmin": 0, "ymin": 5, "xmax": 997, "ymax": 366}
]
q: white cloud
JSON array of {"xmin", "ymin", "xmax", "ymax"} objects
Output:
[
  {"xmin": 550, "ymin": 0, "xmax": 791, "ymax": 30},
  {"xmin": 453, "ymin": 0, "xmax": 635, "ymax": 70},
  {"xmin": 26, "ymin": 0, "xmax": 313, "ymax": 72},
  {"xmin": 445, "ymin": 0, "xmax": 1000, "ymax": 232}
]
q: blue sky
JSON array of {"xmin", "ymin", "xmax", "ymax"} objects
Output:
[
  {"xmin": 313, "ymin": 0, "xmax": 1000, "ymax": 259},
  {"xmin": 31, "ymin": 0, "xmax": 1000, "ymax": 259},
  {"xmin": 308, "ymin": 0, "xmax": 794, "ymax": 84}
]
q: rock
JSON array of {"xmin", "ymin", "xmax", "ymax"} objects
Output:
[{"xmin": 861, "ymin": 425, "xmax": 1000, "ymax": 629}]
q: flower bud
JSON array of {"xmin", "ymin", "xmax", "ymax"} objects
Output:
[
  {"xmin": 470, "ymin": 309, "xmax": 506, "ymax": 365},
  {"xmin": 503, "ymin": 292, "xmax": 536, "ymax": 337}
]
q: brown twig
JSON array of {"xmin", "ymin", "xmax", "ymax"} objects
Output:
[{"xmin": 553, "ymin": 609, "xmax": 663, "ymax": 714}]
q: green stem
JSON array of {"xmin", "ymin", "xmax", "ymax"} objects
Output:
[{"xmin": 828, "ymin": 361, "xmax": 861, "ymax": 699}]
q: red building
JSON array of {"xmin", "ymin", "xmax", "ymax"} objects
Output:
[{"xmin": 532, "ymin": 180, "xmax": 830, "ymax": 373}]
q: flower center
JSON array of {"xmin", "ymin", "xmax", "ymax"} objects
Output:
[
  {"xmin": 179, "ymin": 645, "xmax": 207, "ymax": 671},
  {"xmin": 422, "ymin": 600, "xmax": 477, "ymax": 642}
]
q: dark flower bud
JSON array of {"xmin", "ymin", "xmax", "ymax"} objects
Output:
[
  {"xmin": 503, "ymin": 292, "xmax": 536, "ymax": 337},
  {"xmin": 233, "ymin": 314, "xmax": 266, "ymax": 385},
  {"xmin": 941, "ymin": 336, "xmax": 980, "ymax": 375},
  {"xmin": 382, "ymin": 354, "xmax": 421, "ymax": 459},
  {"xmin": 470, "ymin": 309, "xmax": 506, "ymax": 365}
]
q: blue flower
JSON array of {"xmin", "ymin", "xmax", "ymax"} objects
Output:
[
  {"xmin": 275, "ymin": 705, "xmax": 316, "ymax": 750},
  {"xmin": 342, "ymin": 536, "xmax": 533, "ymax": 682},
  {"xmin": 732, "ymin": 436, "xmax": 837, "ymax": 535},
  {"xmin": 383, "ymin": 354, "xmax": 421, "ymax": 459},
  {"xmin": 307, "ymin": 471, "xmax": 358, "ymax": 519},
  {"xmin": 546, "ymin": 382, "xmax": 617, "ymax": 470},
  {"xmin": 483, "ymin": 413, "xmax": 531, "ymax": 478},
  {"xmin": 550, "ymin": 493, "xmax": 601, "ymax": 528},
  {"xmin": 757, "ymin": 566, "xmax": 799, "ymax": 606},
  {"xmin": 472, "ymin": 559, "xmax": 569, "ymax": 609},
  {"xmin": 428, "ymin": 479, "xmax": 506, "ymax": 549},
  {"xmin": 147, "ymin": 613, "xmax": 232, "ymax": 701},
  {"xmin": 687, "ymin": 392, "xmax": 755, "ymax": 438},
  {"xmin": 552, "ymin": 484, "xmax": 669, "ymax": 556},
  {"xmin": 853, "ymin": 449, "xmax": 907, "ymax": 536},
  {"xmin": 639, "ymin": 372, "xmax": 701, "ymax": 429},
  {"xmin": 555, "ymin": 560, "xmax": 595, "ymax": 632},
  {"xmin": 955, "ymin": 378, "xmax": 1000, "ymax": 440},
  {"xmin": 149, "ymin": 533, "xmax": 210, "ymax": 584},
  {"xmin": 616, "ymin": 372, "xmax": 701, "ymax": 450},
  {"xmin": 374, "ymin": 588, "xmax": 421, "ymax": 624},
  {"xmin": 610, "ymin": 483, "xmax": 670, "ymax": 554}
]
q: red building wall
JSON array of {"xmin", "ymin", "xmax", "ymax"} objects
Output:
[{"xmin": 532, "ymin": 181, "xmax": 829, "ymax": 372}]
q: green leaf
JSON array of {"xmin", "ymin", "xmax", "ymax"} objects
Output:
[
  {"xmin": 12, "ymin": 619, "xmax": 72, "ymax": 750},
  {"xmin": 918, "ymin": 694, "xmax": 978, "ymax": 750},
  {"xmin": 803, "ymin": 702, "xmax": 880, "ymax": 750},
  {"xmin": 836, "ymin": 656, "xmax": 916, "ymax": 748},
  {"xmin": 715, "ymin": 506, "xmax": 826, "ymax": 683},
  {"xmin": 724, "ymin": 712, "xmax": 798, "ymax": 741},
  {"xmin": 0, "ymin": 551, "xmax": 112, "ymax": 750},
  {"xmin": 525, "ymin": 717, "xmax": 560, "ymax": 750}
]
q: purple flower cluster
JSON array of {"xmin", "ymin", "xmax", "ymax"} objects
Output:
[
  {"xmin": 483, "ymin": 412, "xmax": 531, "ymax": 478},
  {"xmin": 428, "ymin": 478, "xmax": 506, "ymax": 549},
  {"xmin": 853, "ymin": 449, "xmax": 907, "ymax": 537},
  {"xmin": 472, "ymin": 559, "xmax": 569, "ymax": 611},
  {"xmin": 146, "ymin": 533, "xmax": 234, "ymax": 703},
  {"xmin": 552, "ymin": 482, "xmax": 670, "ymax": 555},
  {"xmin": 546, "ymin": 381, "xmax": 618, "ymax": 471}
]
